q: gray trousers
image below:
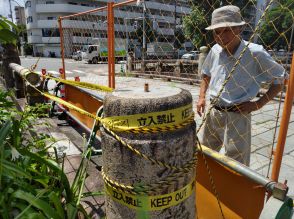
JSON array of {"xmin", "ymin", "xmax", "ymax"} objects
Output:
[{"xmin": 199, "ymin": 108, "xmax": 251, "ymax": 166}]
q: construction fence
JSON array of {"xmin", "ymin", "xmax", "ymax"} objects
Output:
[{"xmin": 57, "ymin": 0, "xmax": 294, "ymax": 179}]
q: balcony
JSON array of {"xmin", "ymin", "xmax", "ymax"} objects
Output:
[
  {"xmin": 28, "ymin": 35, "xmax": 42, "ymax": 44},
  {"xmin": 42, "ymin": 37, "xmax": 60, "ymax": 44},
  {"xmin": 37, "ymin": 20, "xmax": 58, "ymax": 28},
  {"xmin": 156, "ymin": 28, "xmax": 174, "ymax": 36},
  {"xmin": 36, "ymin": 4, "xmax": 95, "ymax": 14},
  {"xmin": 26, "ymin": 22, "xmax": 38, "ymax": 29}
]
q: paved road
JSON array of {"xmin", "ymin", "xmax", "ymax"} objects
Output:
[
  {"xmin": 20, "ymin": 56, "xmax": 123, "ymax": 76},
  {"xmin": 20, "ymin": 57, "xmax": 294, "ymax": 197}
]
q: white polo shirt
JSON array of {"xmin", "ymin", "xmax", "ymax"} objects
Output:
[{"xmin": 202, "ymin": 40, "xmax": 286, "ymax": 106}]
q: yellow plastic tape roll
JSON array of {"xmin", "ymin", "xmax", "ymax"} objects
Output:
[{"xmin": 105, "ymin": 180, "xmax": 195, "ymax": 211}]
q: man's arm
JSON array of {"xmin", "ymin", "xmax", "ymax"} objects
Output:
[
  {"xmin": 236, "ymin": 83, "xmax": 283, "ymax": 113},
  {"xmin": 197, "ymin": 75, "xmax": 211, "ymax": 116}
]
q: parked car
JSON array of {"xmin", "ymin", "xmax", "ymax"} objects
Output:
[
  {"xmin": 181, "ymin": 51, "xmax": 200, "ymax": 60},
  {"xmin": 72, "ymin": 50, "xmax": 84, "ymax": 61},
  {"xmin": 177, "ymin": 48, "xmax": 187, "ymax": 59}
]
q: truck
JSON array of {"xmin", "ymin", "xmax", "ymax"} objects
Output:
[
  {"xmin": 146, "ymin": 42, "xmax": 175, "ymax": 59},
  {"xmin": 84, "ymin": 38, "xmax": 127, "ymax": 64}
]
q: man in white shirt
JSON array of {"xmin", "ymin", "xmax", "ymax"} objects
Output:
[{"xmin": 197, "ymin": 5, "xmax": 286, "ymax": 165}]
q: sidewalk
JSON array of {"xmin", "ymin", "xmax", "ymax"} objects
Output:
[{"xmin": 72, "ymin": 72, "xmax": 294, "ymax": 197}]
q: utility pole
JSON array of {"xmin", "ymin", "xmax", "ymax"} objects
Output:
[
  {"xmin": 9, "ymin": 0, "xmax": 14, "ymax": 23},
  {"xmin": 142, "ymin": 0, "xmax": 146, "ymax": 72},
  {"xmin": 174, "ymin": 0, "xmax": 177, "ymax": 59}
]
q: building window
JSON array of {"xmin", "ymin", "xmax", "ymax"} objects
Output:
[
  {"xmin": 73, "ymin": 32, "xmax": 82, "ymax": 37},
  {"xmin": 42, "ymin": 28, "xmax": 60, "ymax": 37},
  {"xmin": 47, "ymin": 17, "xmax": 56, "ymax": 20},
  {"xmin": 46, "ymin": 1, "xmax": 55, "ymax": 4},
  {"xmin": 68, "ymin": 2, "xmax": 78, "ymax": 5},
  {"xmin": 83, "ymin": 33, "xmax": 92, "ymax": 37},
  {"xmin": 25, "ymin": 1, "xmax": 31, "ymax": 8},
  {"xmin": 26, "ymin": 16, "xmax": 33, "ymax": 24}
]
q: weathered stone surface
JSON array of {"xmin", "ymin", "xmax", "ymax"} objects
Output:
[
  {"xmin": 101, "ymin": 87, "xmax": 196, "ymax": 219},
  {"xmin": 2, "ymin": 44, "xmax": 20, "ymax": 89}
]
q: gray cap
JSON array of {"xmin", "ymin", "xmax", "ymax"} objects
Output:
[{"xmin": 206, "ymin": 5, "xmax": 246, "ymax": 30}]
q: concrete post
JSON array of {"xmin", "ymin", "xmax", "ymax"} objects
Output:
[
  {"xmin": 101, "ymin": 86, "xmax": 196, "ymax": 219},
  {"xmin": 9, "ymin": 63, "xmax": 41, "ymax": 86},
  {"xmin": 156, "ymin": 61, "xmax": 162, "ymax": 74},
  {"xmin": 9, "ymin": 63, "xmax": 43, "ymax": 105},
  {"xmin": 127, "ymin": 52, "xmax": 134, "ymax": 71},
  {"xmin": 197, "ymin": 46, "xmax": 209, "ymax": 75},
  {"xmin": 174, "ymin": 60, "xmax": 182, "ymax": 77},
  {"xmin": 141, "ymin": 60, "xmax": 146, "ymax": 73}
]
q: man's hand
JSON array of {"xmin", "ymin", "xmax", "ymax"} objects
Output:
[
  {"xmin": 197, "ymin": 98, "xmax": 206, "ymax": 116},
  {"xmin": 234, "ymin": 84, "xmax": 283, "ymax": 114},
  {"xmin": 233, "ymin": 101, "xmax": 261, "ymax": 114},
  {"xmin": 197, "ymin": 75, "xmax": 211, "ymax": 117}
]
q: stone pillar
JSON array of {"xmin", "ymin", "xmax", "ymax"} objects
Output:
[
  {"xmin": 155, "ymin": 61, "xmax": 163, "ymax": 74},
  {"xmin": 197, "ymin": 46, "xmax": 209, "ymax": 75},
  {"xmin": 101, "ymin": 86, "xmax": 196, "ymax": 219},
  {"xmin": 2, "ymin": 44, "xmax": 20, "ymax": 89}
]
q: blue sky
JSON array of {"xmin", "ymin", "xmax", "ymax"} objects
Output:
[{"xmin": 0, "ymin": 0, "xmax": 25, "ymax": 22}]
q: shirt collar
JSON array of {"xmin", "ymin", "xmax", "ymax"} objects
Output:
[
  {"xmin": 218, "ymin": 40, "xmax": 246, "ymax": 59},
  {"xmin": 233, "ymin": 40, "xmax": 246, "ymax": 59}
]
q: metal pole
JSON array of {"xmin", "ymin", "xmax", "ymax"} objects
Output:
[
  {"xmin": 202, "ymin": 146, "xmax": 276, "ymax": 192},
  {"xmin": 174, "ymin": 0, "xmax": 177, "ymax": 59},
  {"xmin": 125, "ymin": 18, "xmax": 129, "ymax": 59},
  {"xmin": 271, "ymin": 54, "xmax": 294, "ymax": 181},
  {"xmin": 8, "ymin": 0, "xmax": 14, "ymax": 23},
  {"xmin": 142, "ymin": 1, "xmax": 146, "ymax": 69},
  {"xmin": 58, "ymin": 18, "xmax": 66, "ymax": 80},
  {"xmin": 107, "ymin": 2, "xmax": 115, "ymax": 89}
]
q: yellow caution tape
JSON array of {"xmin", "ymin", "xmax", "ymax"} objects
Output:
[
  {"xmin": 105, "ymin": 180, "xmax": 195, "ymax": 211},
  {"xmin": 43, "ymin": 93, "xmax": 100, "ymax": 120},
  {"xmin": 37, "ymin": 72, "xmax": 113, "ymax": 92},
  {"xmin": 103, "ymin": 104, "xmax": 193, "ymax": 132},
  {"xmin": 44, "ymin": 93, "xmax": 193, "ymax": 132}
]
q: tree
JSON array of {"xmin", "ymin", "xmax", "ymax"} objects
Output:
[
  {"xmin": 0, "ymin": 17, "xmax": 19, "ymax": 44},
  {"xmin": 0, "ymin": 16, "xmax": 21, "ymax": 88},
  {"xmin": 183, "ymin": 0, "xmax": 256, "ymax": 48},
  {"xmin": 259, "ymin": 0, "xmax": 294, "ymax": 50},
  {"xmin": 182, "ymin": 6, "xmax": 207, "ymax": 49}
]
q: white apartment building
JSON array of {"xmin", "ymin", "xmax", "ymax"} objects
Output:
[
  {"xmin": 24, "ymin": 0, "xmax": 259, "ymax": 57},
  {"xmin": 24, "ymin": 0, "xmax": 191, "ymax": 57}
]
